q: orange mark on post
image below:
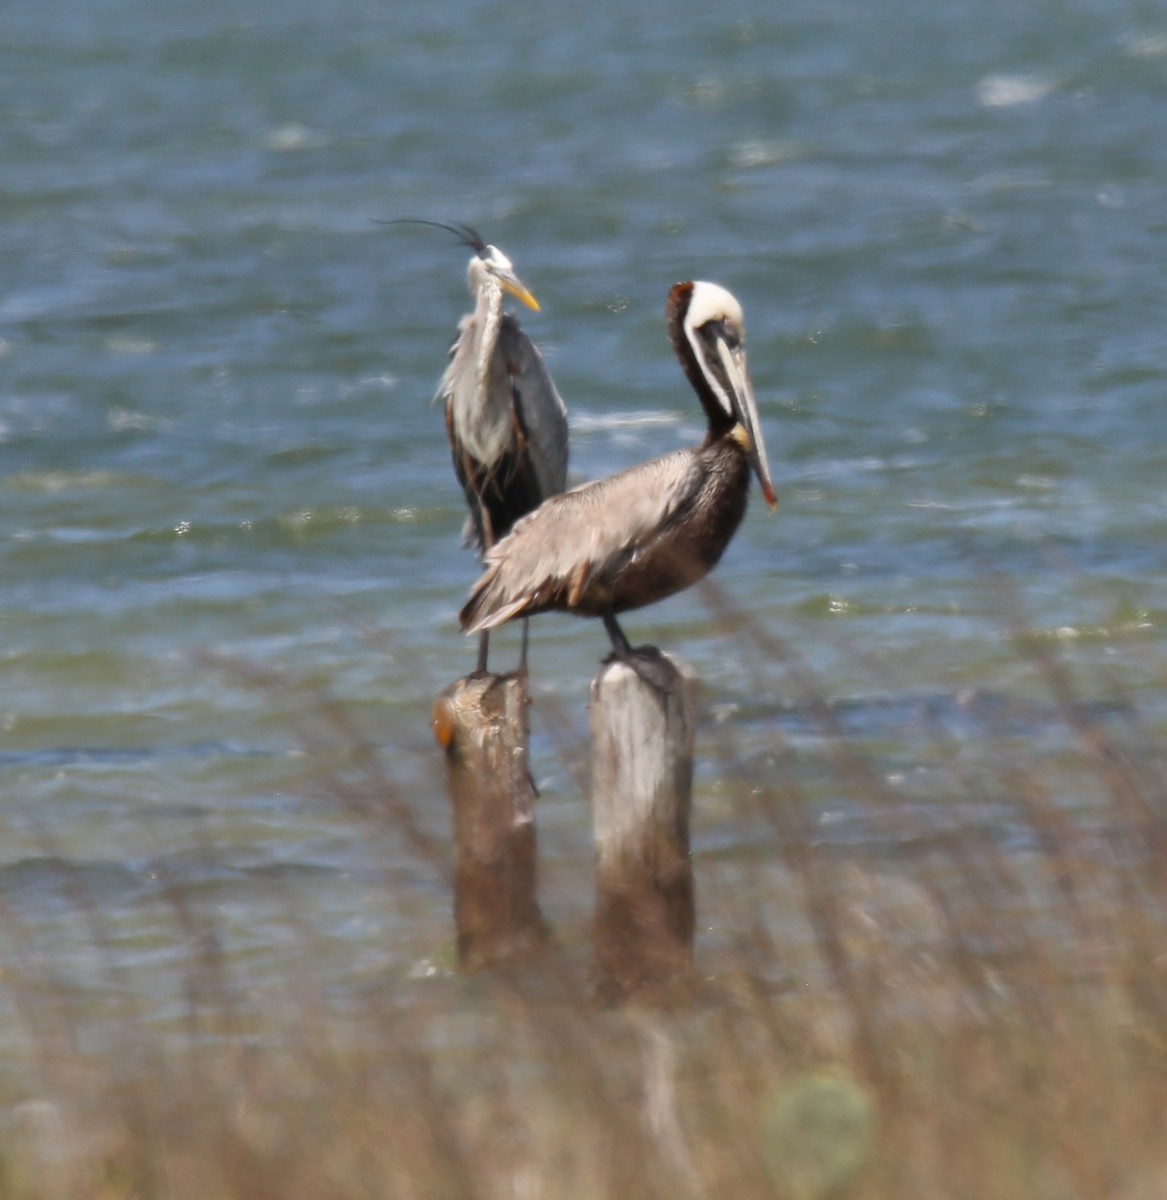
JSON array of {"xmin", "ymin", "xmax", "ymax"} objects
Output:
[{"xmin": 431, "ymin": 697, "xmax": 456, "ymax": 749}]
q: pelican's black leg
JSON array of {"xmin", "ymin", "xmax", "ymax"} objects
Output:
[
  {"xmin": 601, "ymin": 608, "xmax": 676, "ymax": 692},
  {"xmin": 476, "ymin": 631, "xmax": 490, "ymax": 675},
  {"xmin": 601, "ymin": 609, "xmax": 633, "ymax": 656}
]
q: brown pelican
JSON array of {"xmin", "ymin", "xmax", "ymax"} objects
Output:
[
  {"xmin": 460, "ymin": 280, "xmax": 775, "ymax": 663},
  {"xmin": 391, "ymin": 220, "xmax": 569, "ymax": 674}
]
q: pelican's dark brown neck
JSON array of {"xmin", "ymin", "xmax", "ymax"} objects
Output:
[{"xmin": 667, "ymin": 282, "xmax": 736, "ymax": 443}]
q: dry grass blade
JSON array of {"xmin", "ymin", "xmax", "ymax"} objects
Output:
[{"xmin": 0, "ymin": 607, "xmax": 1164, "ymax": 1198}]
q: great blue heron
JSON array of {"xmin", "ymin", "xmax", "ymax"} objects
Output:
[
  {"xmin": 460, "ymin": 280, "xmax": 776, "ymax": 662},
  {"xmin": 393, "ymin": 220, "xmax": 569, "ymax": 674}
]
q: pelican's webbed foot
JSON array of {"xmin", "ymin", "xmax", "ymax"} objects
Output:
[
  {"xmin": 600, "ymin": 610, "xmax": 679, "ymax": 692},
  {"xmin": 603, "ymin": 644, "xmax": 680, "ymax": 694}
]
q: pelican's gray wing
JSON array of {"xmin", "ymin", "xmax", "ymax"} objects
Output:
[
  {"xmin": 497, "ymin": 313, "xmax": 569, "ymax": 498},
  {"xmin": 460, "ymin": 448, "xmax": 705, "ymax": 632}
]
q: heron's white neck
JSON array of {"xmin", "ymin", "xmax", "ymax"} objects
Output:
[{"xmin": 474, "ymin": 276, "xmax": 504, "ymax": 397}]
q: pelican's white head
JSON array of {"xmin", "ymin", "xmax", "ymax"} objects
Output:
[
  {"xmin": 685, "ymin": 280, "xmax": 745, "ymax": 337},
  {"xmin": 679, "ymin": 280, "xmax": 776, "ymax": 510}
]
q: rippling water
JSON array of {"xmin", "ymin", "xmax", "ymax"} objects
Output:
[{"xmin": 2, "ymin": 0, "xmax": 1166, "ymax": 1032}]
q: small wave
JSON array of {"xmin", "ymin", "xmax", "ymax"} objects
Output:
[
  {"xmin": 798, "ymin": 454, "xmax": 911, "ymax": 481},
  {"xmin": 3, "ymin": 469, "xmax": 137, "ymax": 494},
  {"xmin": 1122, "ymin": 31, "xmax": 1167, "ymax": 59},
  {"xmin": 338, "ymin": 374, "xmax": 398, "ymax": 398},
  {"xmin": 570, "ymin": 410, "xmax": 683, "ymax": 432},
  {"xmin": 107, "ymin": 406, "xmax": 171, "ymax": 433},
  {"xmin": 0, "ymin": 743, "xmax": 276, "ymax": 769},
  {"xmin": 739, "ymin": 690, "xmax": 1131, "ymax": 743},
  {"xmin": 0, "ymin": 856, "xmax": 138, "ymax": 903},
  {"xmin": 728, "ymin": 139, "xmax": 803, "ymax": 170},
  {"xmin": 966, "ymin": 169, "xmax": 1052, "ymax": 194},
  {"xmin": 976, "ymin": 73, "xmax": 1057, "ymax": 109},
  {"xmin": 102, "ymin": 335, "xmax": 158, "ymax": 356},
  {"xmin": 263, "ymin": 122, "xmax": 328, "ymax": 152},
  {"xmin": 0, "ymin": 852, "xmax": 343, "ymax": 908}
]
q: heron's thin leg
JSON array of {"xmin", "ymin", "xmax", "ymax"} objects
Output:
[
  {"xmin": 518, "ymin": 617, "xmax": 530, "ymax": 677},
  {"xmin": 601, "ymin": 609, "xmax": 633, "ymax": 656},
  {"xmin": 476, "ymin": 631, "xmax": 490, "ymax": 674}
]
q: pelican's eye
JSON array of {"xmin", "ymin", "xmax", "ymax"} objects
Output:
[
  {"xmin": 697, "ymin": 318, "xmax": 741, "ymax": 353},
  {"xmin": 718, "ymin": 321, "xmax": 742, "ymax": 351}
]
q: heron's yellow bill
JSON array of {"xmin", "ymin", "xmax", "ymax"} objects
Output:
[{"xmin": 499, "ymin": 277, "xmax": 541, "ymax": 312}]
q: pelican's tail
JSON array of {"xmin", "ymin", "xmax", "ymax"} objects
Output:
[{"xmin": 459, "ymin": 572, "xmax": 531, "ymax": 635}]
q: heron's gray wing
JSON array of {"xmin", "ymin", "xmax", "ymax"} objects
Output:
[
  {"xmin": 438, "ymin": 310, "xmax": 569, "ymax": 556},
  {"xmin": 460, "ymin": 449, "xmax": 703, "ymax": 632},
  {"xmin": 497, "ymin": 314, "xmax": 569, "ymax": 498}
]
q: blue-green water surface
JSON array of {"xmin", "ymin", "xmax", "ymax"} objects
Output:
[{"xmin": 2, "ymin": 0, "xmax": 1166, "ymax": 1033}]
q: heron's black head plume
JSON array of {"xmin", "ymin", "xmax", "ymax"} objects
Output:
[{"xmin": 375, "ymin": 218, "xmax": 488, "ymax": 257}]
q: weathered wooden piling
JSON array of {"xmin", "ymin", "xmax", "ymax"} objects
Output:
[
  {"xmin": 432, "ymin": 672, "xmax": 548, "ymax": 970},
  {"xmin": 590, "ymin": 650, "xmax": 697, "ymax": 1002}
]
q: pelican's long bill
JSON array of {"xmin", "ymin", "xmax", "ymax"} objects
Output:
[{"xmin": 718, "ymin": 336, "xmax": 778, "ymax": 510}]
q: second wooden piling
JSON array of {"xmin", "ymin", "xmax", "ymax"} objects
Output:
[{"xmin": 590, "ymin": 651, "xmax": 697, "ymax": 1002}]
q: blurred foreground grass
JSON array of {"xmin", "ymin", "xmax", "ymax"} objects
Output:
[{"xmin": 1, "ymin": 598, "xmax": 1166, "ymax": 1200}]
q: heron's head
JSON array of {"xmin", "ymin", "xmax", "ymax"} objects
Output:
[
  {"xmin": 378, "ymin": 218, "xmax": 543, "ymax": 313},
  {"xmin": 468, "ymin": 244, "xmax": 541, "ymax": 312}
]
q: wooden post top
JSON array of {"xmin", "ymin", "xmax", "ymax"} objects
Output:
[{"xmin": 591, "ymin": 649, "xmax": 698, "ymax": 1003}]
